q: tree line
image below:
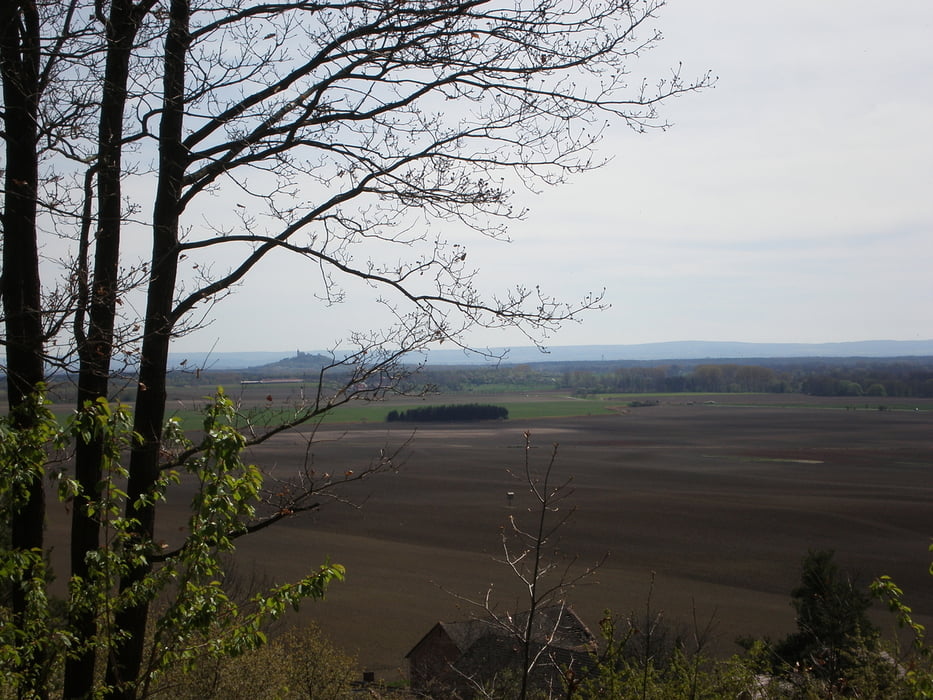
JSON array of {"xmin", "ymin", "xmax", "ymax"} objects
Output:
[
  {"xmin": 386, "ymin": 404, "xmax": 508, "ymax": 423},
  {"xmin": 580, "ymin": 360, "xmax": 933, "ymax": 397},
  {"xmin": 400, "ymin": 358, "xmax": 933, "ymax": 397}
]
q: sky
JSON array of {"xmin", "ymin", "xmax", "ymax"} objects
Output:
[{"xmin": 174, "ymin": 1, "xmax": 933, "ymax": 355}]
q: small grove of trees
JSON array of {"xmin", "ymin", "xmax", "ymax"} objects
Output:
[
  {"xmin": 386, "ymin": 403, "xmax": 508, "ymax": 423},
  {"xmin": 2, "ymin": 1, "xmax": 707, "ymax": 697}
]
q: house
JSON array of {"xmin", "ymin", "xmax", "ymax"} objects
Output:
[{"xmin": 406, "ymin": 605, "xmax": 597, "ymax": 698}]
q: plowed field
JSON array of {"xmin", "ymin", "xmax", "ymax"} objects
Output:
[{"xmin": 198, "ymin": 395, "xmax": 933, "ymax": 678}]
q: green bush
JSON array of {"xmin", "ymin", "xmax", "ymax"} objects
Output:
[{"xmin": 155, "ymin": 622, "xmax": 358, "ymax": 699}]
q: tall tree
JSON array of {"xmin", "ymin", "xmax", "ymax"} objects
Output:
[
  {"xmin": 2, "ymin": 1, "xmax": 709, "ymax": 696},
  {"xmin": 774, "ymin": 550, "xmax": 878, "ymax": 684},
  {"xmin": 68, "ymin": 3, "xmax": 163, "ymax": 693},
  {"xmin": 1, "ymin": 4, "xmax": 48, "ymax": 695}
]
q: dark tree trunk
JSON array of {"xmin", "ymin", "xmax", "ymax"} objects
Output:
[
  {"xmin": 105, "ymin": 0, "xmax": 189, "ymax": 695},
  {"xmin": 1, "ymin": 4, "xmax": 48, "ymax": 697},
  {"xmin": 0, "ymin": 5, "xmax": 44, "ymax": 419},
  {"xmin": 66, "ymin": 2, "xmax": 147, "ymax": 696}
]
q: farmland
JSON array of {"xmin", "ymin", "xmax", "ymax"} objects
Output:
[
  {"xmin": 96, "ymin": 387, "xmax": 931, "ymax": 681},
  {"xmin": 30, "ymin": 383, "xmax": 933, "ymax": 682}
]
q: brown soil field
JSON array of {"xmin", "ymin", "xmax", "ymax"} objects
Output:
[
  {"xmin": 44, "ymin": 394, "xmax": 933, "ymax": 684},
  {"xmin": 227, "ymin": 397, "xmax": 933, "ymax": 678}
]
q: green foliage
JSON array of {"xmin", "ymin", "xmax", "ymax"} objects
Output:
[
  {"xmin": 0, "ymin": 388, "xmax": 68, "ymax": 696},
  {"xmin": 872, "ymin": 546, "xmax": 933, "ymax": 698},
  {"xmin": 0, "ymin": 390, "xmax": 344, "ymax": 699},
  {"xmin": 572, "ymin": 609, "xmax": 762, "ymax": 700},
  {"xmin": 0, "ymin": 388, "xmax": 65, "ymax": 507},
  {"xmin": 570, "ymin": 607, "xmax": 922, "ymax": 700},
  {"xmin": 157, "ymin": 621, "xmax": 358, "ymax": 699}
]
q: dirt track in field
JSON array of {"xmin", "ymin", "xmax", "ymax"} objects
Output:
[{"xmin": 44, "ymin": 395, "xmax": 933, "ymax": 680}]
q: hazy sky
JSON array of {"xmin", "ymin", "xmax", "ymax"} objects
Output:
[{"xmin": 175, "ymin": 1, "xmax": 933, "ymax": 354}]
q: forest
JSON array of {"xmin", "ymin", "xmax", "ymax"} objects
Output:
[{"xmin": 403, "ymin": 356, "xmax": 933, "ymax": 397}]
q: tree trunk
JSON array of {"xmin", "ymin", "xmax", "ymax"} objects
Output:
[
  {"xmin": 66, "ymin": 2, "xmax": 146, "ymax": 696},
  {"xmin": 106, "ymin": 0, "xmax": 189, "ymax": 694},
  {"xmin": 1, "ymin": 4, "xmax": 48, "ymax": 696}
]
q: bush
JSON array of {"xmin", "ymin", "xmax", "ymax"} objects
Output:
[
  {"xmin": 155, "ymin": 622, "xmax": 358, "ymax": 699},
  {"xmin": 573, "ymin": 609, "xmax": 763, "ymax": 700}
]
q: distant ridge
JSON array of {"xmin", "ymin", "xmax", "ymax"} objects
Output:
[{"xmin": 166, "ymin": 340, "xmax": 933, "ymax": 370}]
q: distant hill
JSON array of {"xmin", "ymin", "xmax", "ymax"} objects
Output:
[
  {"xmin": 165, "ymin": 350, "xmax": 332, "ymax": 373},
  {"xmin": 166, "ymin": 340, "xmax": 933, "ymax": 371},
  {"xmin": 246, "ymin": 351, "xmax": 332, "ymax": 372}
]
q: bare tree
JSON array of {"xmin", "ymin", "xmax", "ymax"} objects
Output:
[
  {"xmin": 503, "ymin": 434, "xmax": 599, "ymax": 699},
  {"xmin": 450, "ymin": 433, "xmax": 604, "ymax": 699},
  {"xmin": 1, "ymin": 1, "xmax": 708, "ymax": 696}
]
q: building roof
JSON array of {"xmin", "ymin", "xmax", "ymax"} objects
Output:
[{"xmin": 407, "ymin": 604, "xmax": 595, "ymax": 658}]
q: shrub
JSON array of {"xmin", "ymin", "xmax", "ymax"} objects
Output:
[{"xmin": 155, "ymin": 622, "xmax": 358, "ymax": 699}]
